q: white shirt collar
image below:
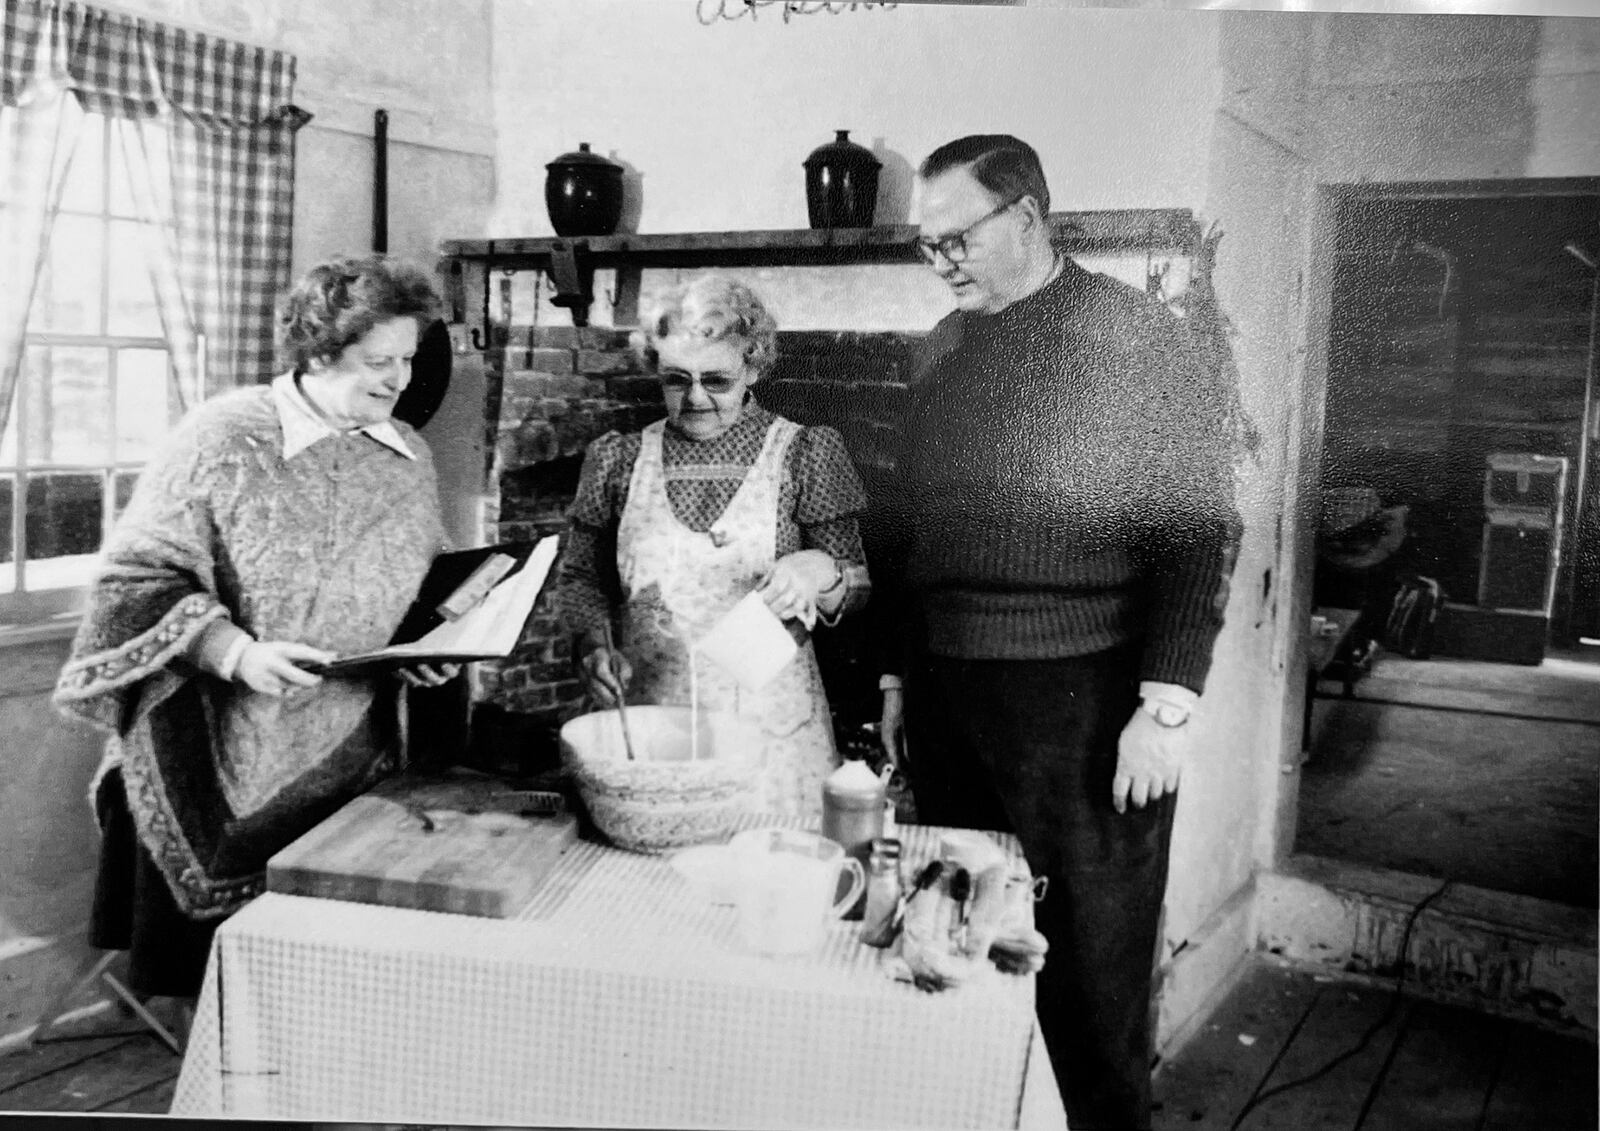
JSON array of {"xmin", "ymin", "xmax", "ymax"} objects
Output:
[{"xmin": 271, "ymin": 372, "xmax": 415, "ymax": 461}]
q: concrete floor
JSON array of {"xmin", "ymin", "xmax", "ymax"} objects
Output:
[{"xmin": 1296, "ymin": 649, "xmax": 1600, "ymax": 907}]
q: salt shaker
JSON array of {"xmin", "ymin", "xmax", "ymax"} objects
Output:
[
  {"xmin": 860, "ymin": 837, "xmax": 904, "ymax": 948},
  {"xmin": 821, "ymin": 759, "xmax": 887, "ymax": 920}
]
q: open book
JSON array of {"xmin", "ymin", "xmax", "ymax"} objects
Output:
[{"xmin": 312, "ymin": 536, "xmax": 561, "ymax": 674}]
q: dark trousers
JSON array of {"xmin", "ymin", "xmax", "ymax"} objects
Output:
[
  {"xmin": 90, "ymin": 765, "xmax": 218, "ymax": 998},
  {"xmin": 904, "ymin": 646, "xmax": 1176, "ymax": 1131}
]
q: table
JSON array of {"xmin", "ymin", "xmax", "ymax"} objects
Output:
[
  {"xmin": 1303, "ymin": 606, "xmax": 1365, "ymax": 751},
  {"xmin": 169, "ymin": 822, "xmax": 1067, "ymax": 1129}
]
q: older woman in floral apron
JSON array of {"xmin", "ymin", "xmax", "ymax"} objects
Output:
[{"xmin": 556, "ymin": 276, "xmax": 871, "ymax": 818}]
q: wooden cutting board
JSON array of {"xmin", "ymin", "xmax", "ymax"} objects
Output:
[{"xmin": 266, "ymin": 771, "xmax": 579, "ymax": 918}]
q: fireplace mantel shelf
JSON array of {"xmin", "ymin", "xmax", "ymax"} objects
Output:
[
  {"xmin": 441, "ymin": 208, "xmax": 1198, "ymax": 270},
  {"xmin": 439, "ymin": 208, "xmax": 1199, "ymax": 330}
]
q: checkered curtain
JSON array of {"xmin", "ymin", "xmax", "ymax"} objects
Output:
[{"xmin": 0, "ymin": 0, "xmax": 307, "ymax": 436}]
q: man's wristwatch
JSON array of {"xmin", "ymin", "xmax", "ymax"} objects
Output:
[{"xmin": 1141, "ymin": 699, "xmax": 1191, "ymax": 728}]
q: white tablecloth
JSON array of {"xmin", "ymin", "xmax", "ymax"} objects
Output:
[{"xmin": 170, "ymin": 822, "xmax": 1067, "ymax": 1129}]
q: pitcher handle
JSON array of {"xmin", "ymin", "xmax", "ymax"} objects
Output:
[{"xmin": 829, "ymin": 858, "xmax": 866, "ymax": 919}]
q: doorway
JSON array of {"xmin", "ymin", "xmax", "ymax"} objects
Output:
[{"xmin": 1295, "ymin": 180, "xmax": 1600, "ymax": 910}]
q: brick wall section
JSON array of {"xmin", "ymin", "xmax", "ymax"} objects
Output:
[{"xmin": 470, "ymin": 325, "xmax": 923, "ymax": 774}]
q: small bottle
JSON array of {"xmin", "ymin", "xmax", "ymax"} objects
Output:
[
  {"xmin": 860, "ymin": 837, "xmax": 904, "ymax": 948},
  {"xmin": 821, "ymin": 760, "xmax": 887, "ymax": 920}
]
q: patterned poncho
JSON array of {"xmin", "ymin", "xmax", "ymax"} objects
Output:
[{"xmin": 54, "ymin": 385, "xmax": 445, "ymax": 917}]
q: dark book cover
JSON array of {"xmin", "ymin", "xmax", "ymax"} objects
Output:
[{"xmin": 311, "ymin": 538, "xmax": 559, "ymax": 674}]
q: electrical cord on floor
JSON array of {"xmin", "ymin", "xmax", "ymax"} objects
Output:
[{"xmin": 1228, "ymin": 877, "xmax": 1455, "ymax": 1130}]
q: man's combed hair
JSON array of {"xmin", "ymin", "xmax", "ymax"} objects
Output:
[
  {"xmin": 276, "ymin": 254, "xmax": 440, "ymax": 372},
  {"xmin": 919, "ymin": 134, "xmax": 1050, "ymax": 217}
]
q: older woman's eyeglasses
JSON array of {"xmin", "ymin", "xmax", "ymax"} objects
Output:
[
  {"xmin": 659, "ymin": 369, "xmax": 740, "ymax": 395},
  {"xmin": 915, "ymin": 196, "xmax": 1024, "ymax": 265}
]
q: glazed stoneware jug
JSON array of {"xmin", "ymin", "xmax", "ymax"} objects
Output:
[
  {"xmin": 802, "ymin": 129, "xmax": 881, "ymax": 229},
  {"xmin": 544, "ymin": 142, "xmax": 624, "ymax": 237}
]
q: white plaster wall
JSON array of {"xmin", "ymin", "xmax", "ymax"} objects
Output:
[
  {"xmin": 488, "ymin": 0, "xmax": 1221, "ymax": 237},
  {"xmin": 1167, "ymin": 119, "xmax": 1312, "ymax": 951},
  {"xmin": 1311, "ymin": 13, "xmax": 1600, "ymax": 183},
  {"xmin": 491, "ymin": 0, "xmax": 1224, "ymax": 329}
]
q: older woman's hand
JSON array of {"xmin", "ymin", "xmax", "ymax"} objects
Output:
[
  {"xmin": 236, "ymin": 641, "xmax": 333, "ymax": 697},
  {"xmin": 398, "ymin": 662, "xmax": 460, "ymax": 688},
  {"xmin": 578, "ymin": 645, "xmax": 633, "ymax": 707},
  {"xmin": 757, "ymin": 550, "xmax": 839, "ymax": 624}
]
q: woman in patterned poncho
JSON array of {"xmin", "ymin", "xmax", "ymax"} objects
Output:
[
  {"xmin": 556, "ymin": 276, "xmax": 871, "ymax": 818},
  {"xmin": 54, "ymin": 255, "xmax": 457, "ymax": 998}
]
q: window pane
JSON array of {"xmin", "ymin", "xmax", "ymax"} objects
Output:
[
  {"xmin": 31, "ymin": 214, "xmax": 105, "ymax": 334},
  {"xmin": 113, "ymin": 469, "xmax": 140, "ymax": 519},
  {"xmin": 117, "ymin": 348, "xmax": 171, "ymax": 462},
  {"xmin": 109, "ymin": 127, "xmax": 136, "ymax": 217},
  {"xmin": 59, "ymin": 113, "xmax": 105, "ymax": 214},
  {"xmin": 108, "ymin": 117, "xmax": 171, "ymax": 219},
  {"xmin": 0, "ymin": 393, "xmax": 15, "ymax": 466},
  {"xmin": 26, "ymin": 472, "xmax": 104, "ymax": 561},
  {"xmin": 27, "ymin": 346, "xmax": 111, "ymax": 466},
  {"xmin": 0, "ymin": 475, "xmax": 12, "ymax": 567},
  {"xmin": 108, "ymin": 221, "xmax": 162, "ymax": 336}
]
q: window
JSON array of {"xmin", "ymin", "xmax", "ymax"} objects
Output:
[{"xmin": 2, "ymin": 111, "xmax": 199, "ymax": 621}]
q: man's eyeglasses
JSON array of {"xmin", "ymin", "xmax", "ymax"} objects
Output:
[
  {"xmin": 658, "ymin": 370, "xmax": 741, "ymax": 395},
  {"xmin": 915, "ymin": 196, "xmax": 1023, "ymax": 265}
]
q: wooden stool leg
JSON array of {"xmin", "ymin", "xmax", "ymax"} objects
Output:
[
  {"xmin": 17, "ymin": 950, "xmax": 119, "ymax": 1053},
  {"xmin": 100, "ymin": 972, "xmax": 183, "ymax": 1056}
]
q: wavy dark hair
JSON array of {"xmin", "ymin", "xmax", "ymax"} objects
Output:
[
  {"xmin": 919, "ymin": 134, "xmax": 1050, "ymax": 217},
  {"xmin": 276, "ymin": 254, "xmax": 440, "ymax": 372}
]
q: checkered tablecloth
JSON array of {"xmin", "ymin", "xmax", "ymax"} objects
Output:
[{"xmin": 169, "ymin": 822, "xmax": 1067, "ymax": 1129}]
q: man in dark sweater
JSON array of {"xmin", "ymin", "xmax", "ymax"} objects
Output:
[{"xmin": 877, "ymin": 135, "xmax": 1242, "ymax": 1131}]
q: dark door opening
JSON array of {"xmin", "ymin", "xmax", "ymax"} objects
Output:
[{"xmin": 1297, "ymin": 181, "xmax": 1600, "ymax": 910}]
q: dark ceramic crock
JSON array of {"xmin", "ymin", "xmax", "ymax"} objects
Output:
[
  {"xmin": 545, "ymin": 142, "xmax": 625, "ymax": 237},
  {"xmin": 802, "ymin": 130, "xmax": 881, "ymax": 229}
]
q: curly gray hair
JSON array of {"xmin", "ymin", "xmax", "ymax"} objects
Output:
[{"xmin": 632, "ymin": 275, "xmax": 778, "ymax": 378}]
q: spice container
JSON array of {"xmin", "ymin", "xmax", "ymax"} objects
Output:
[
  {"xmin": 860, "ymin": 837, "xmax": 903, "ymax": 948},
  {"xmin": 821, "ymin": 760, "xmax": 887, "ymax": 920}
]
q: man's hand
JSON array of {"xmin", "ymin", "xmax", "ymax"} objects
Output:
[
  {"xmin": 235, "ymin": 641, "xmax": 332, "ymax": 697},
  {"xmin": 1112, "ymin": 707, "xmax": 1187, "ymax": 814},
  {"xmin": 880, "ymin": 687, "xmax": 907, "ymax": 771}
]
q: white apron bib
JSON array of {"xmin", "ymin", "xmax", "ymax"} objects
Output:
[{"xmin": 616, "ymin": 418, "xmax": 837, "ymax": 818}]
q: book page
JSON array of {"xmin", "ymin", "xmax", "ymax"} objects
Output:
[
  {"xmin": 394, "ymin": 535, "xmax": 560, "ymax": 657},
  {"xmin": 325, "ymin": 536, "xmax": 561, "ymax": 669}
]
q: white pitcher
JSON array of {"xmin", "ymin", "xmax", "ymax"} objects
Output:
[{"xmin": 729, "ymin": 827, "xmax": 865, "ymax": 956}]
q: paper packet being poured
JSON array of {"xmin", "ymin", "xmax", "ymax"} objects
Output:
[{"xmin": 696, "ymin": 591, "xmax": 799, "ymax": 692}]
